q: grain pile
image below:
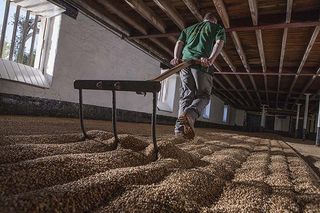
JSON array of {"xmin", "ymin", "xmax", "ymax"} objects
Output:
[{"xmin": 1, "ymin": 129, "xmax": 320, "ymax": 212}]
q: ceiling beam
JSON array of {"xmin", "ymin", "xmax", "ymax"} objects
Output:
[
  {"xmin": 149, "ymin": 38, "xmax": 173, "ymax": 56},
  {"xmin": 125, "ymin": 0, "xmax": 177, "ymax": 43},
  {"xmin": 153, "ymin": 0, "xmax": 185, "ymax": 30},
  {"xmin": 227, "ymin": 21, "xmax": 320, "ymax": 32},
  {"xmin": 291, "ymin": 67, "xmax": 320, "ymax": 107},
  {"xmin": 212, "ymin": 85, "xmax": 238, "ymax": 107},
  {"xmin": 125, "ymin": 0, "xmax": 166, "ymax": 33},
  {"xmin": 212, "ymin": 0, "xmax": 230, "ymax": 28},
  {"xmin": 212, "ymin": 72, "xmax": 320, "ymax": 76},
  {"xmin": 276, "ymin": 0, "xmax": 293, "ymax": 108},
  {"xmin": 97, "ymin": 0, "xmax": 173, "ymax": 57},
  {"xmin": 215, "ymin": 88, "xmax": 310, "ymax": 95},
  {"xmin": 127, "ymin": 21, "xmax": 320, "ymax": 39},
  {"xmin": 248, "ymin": 0, "xmax": 269, "ymax": 105},
  {"xmin": 67, "ymin": 0, "xmax": 131, "ymax": 37},
  {"xmin": 284, "ymin": 25, "xmax": 320, "ymax": 108},
  {"xmin": 213, "ymin": 62, "xmax": 250, "ymax": 107},
  {"xmin": 212, "ymin": 0, "xmax": 261, "ymax": 106},
  {"xmin": 212, "ymin": 75, "xmax": 247, "ymax": 108},
  {"xmin": 96, "ymin": 0, "xmax": 148, "ymax": 35},
  {"xmin": 230, "ymin": 31, "xmax": 262, "ymax": 103},
  {"xmin": 182, "ymin": 0, "xmax": 202, "ymax": 21},
  {"xmin": 220, "ymin": 50, "xmax": 256, "ymax": 106}
]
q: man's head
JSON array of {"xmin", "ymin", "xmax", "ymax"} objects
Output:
[{"xmin": 203, "ymin": 12, "xmax": 217, "ymax": 23}]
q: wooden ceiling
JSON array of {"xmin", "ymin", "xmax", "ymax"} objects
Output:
[{"xmin": 62, "ymin": 0, "xmax": 320, "ymax": 113}]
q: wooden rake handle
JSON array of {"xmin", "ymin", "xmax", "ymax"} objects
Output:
[{"xmin": 151, "ymin": 59, "xmax": 200, "ymax": 82}]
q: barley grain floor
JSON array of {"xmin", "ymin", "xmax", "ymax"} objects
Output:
[{"xmin": 1, "ymin": 116, "xmax": 320, "ymax": 212}]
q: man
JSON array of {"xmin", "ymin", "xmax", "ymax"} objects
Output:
[{"xmin": 170, "ymin": 12, "xmax": 226, "ymax": 139}]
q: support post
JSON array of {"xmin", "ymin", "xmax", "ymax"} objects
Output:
[
  {"xmin": 295, "ymin": 103, "xmax": 301, "ymax": 138},
  {"xmin": 303, "ymin": 93, "xmax": 311, "ymax": 140},
  {"xmin": 316, "ymin": 99, "xmax": 320, "ymax": 146},
  {"xmin": 260, "ymin": 105, "xmax": 267, "ymax": 131}
]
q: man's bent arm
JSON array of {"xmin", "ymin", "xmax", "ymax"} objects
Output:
[
  {"xmin": 208, "ymin": 40, "xmax": 224, "ymax": 65},
  {"xmin": 170, "ymin": 40, "xmax": 184, "ymax": 65},
  {"xmin": 174, "ymin": 40, "xmax": 184, "ymax": 58}
]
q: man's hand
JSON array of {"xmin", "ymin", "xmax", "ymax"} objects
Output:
[
  {"xmin": 200, "ymin": 57, "xmax": 211, "ymax": 67},
  {"xmin": 170, "ymin": 58, "xmax": 181, "ymax": 66}
]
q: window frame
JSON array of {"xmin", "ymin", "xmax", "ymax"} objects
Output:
[{"xmin": 0, "ymin": 0, "xmax": 49, "ymax": 70}]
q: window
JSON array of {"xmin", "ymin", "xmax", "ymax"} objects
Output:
[
  {"xmin": 223, "ymin": 104, "xmax": 229, "ymax": 123},
  {"xmin": 0, "ymin": 0, "xmax": 64, "ymax": 87},
  {"xmin": 0, "ymin": 0, "xmax": 49, "ymax": 68},
  {"xmin": 157, "ymin": 68, "xmax": 177, "ymax": 112},
  {"xmin": 202, "ymin": 100, "xmax": 211, "ymax": 119}
]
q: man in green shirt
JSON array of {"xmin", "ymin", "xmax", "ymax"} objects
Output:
[{"xmin": 171, "ymin": 12, "xmax": 226, "ymax": 139}]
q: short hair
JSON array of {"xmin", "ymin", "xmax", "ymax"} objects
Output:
[{"xmin": 203, "ymin": 12, "xmax": 217, "ymax": 22}]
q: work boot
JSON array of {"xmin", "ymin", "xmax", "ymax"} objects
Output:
[
  {"xmin": 178, "ymin": 113, "xmax": 195, "ymax": 139},
  {"xmin": 174, "ymin": 131, "xmax": 184, "ymax": 138}
]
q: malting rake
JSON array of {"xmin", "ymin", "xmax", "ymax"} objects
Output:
[{"xmin": 74, "ymin": 59, "xmax": 199, "ymax": 159}]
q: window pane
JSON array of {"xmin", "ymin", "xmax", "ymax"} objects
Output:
[
  {"xmin": 223, "ymin": 105, "xmax": 228, "ymax": 123},
  {"xmin": 0, "ymin": 0, "xmax": 6, "ymax": 35},
  {"xmin": 1, "ymin": 1, "xmax": 16, "ymax": 60},
  {"xmin": 23, "ymin": 13, "xmax": 34, "ymax": 64},
  {"xmin": 202, "ymin": 100, "xmax": 211, "ymax": 119},
  {"xmin": 12, "ymin": 7, "xmax": 26, "ymax": 62}
]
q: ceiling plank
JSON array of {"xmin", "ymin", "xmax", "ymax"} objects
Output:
[
  {"xmin": 276, "ymin": 0, "xmax": 293, "ymax": 108},
  {"xmin": 153, "ymin": 0, "xmax": 185, "ymax": 30},
  {"xmin": 284, "ymin": 25, "xmax": 320, "ymax": 108},
  {"xmin": 182, "ymin": 0, "xmax": 202, "ymax": 21}
]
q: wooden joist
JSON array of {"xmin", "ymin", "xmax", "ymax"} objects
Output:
[
  {"xmin": 125, "ymin": 0, "xmax": 166, "ymax": 33},
  {"xmin": 227, "ymin": 21, "xmax": 320, "ymax": 32},
  {"xmin": 213, "ymin": 62, "xmax": 250, "ymax": 107},
  {"xmin": 290, "ymin": 67, "xmax": 320, "ymax": 108},
  {"xmin": 182, "ymin": 0, "xmax": 202, "ymax": 21},
  {"xmin": 284, "ymin": 25, "xmax": 320, "ymax": 108},
  {"xmin": 125, "ymin": 0, "xmax": 176, "ymax": 44},
  {"xmin": 212, "ymin": 0, "xmax": 259, "ymax": 106},
  {"xmin": 220, "ymin": 50, "xmax": 256, "ymax": 106},
  {"xmin": 230, "ymin": 31, "xmax": 261, "ymax": 103},
  {"xmin": 68, "ymin": 0, "xmax": 131, "ymax": 36},
  {"xmin": 153, "ymin": 0, "xmax": 185, "ymax": 30},
  {"xmin": 248, "ymin": 0, "xmax": 269, "ymax": 106},
  {"xmin": 96, "ymin": 0, "xmax": 148, "ymax": 35},
  {"xmin": 212, "ymin": 75, "xmax": 246, "ymax": 107},
  {"xmin": 276, "ymin": 0, "xmax": 293, "ymax": 108},
  {"xmin": 96, "ymin": 0, "xmax": 173, "ymax": 57},
  {"xmin": 212, "ymin": 0, "xmax": 230, "ymax": 28}
]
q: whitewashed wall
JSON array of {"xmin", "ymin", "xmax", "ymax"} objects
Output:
[
  {"xmin": 274, "ymin": 116, "xmax": 290, "ymax": 132},
  {"xmin": 0, "ymin": 12, "xmax": 246, "ymax": 126}
]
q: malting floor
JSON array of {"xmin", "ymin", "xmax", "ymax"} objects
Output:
[{"xmin": 0, "ymin": 116, "xmax": 320, "ymax": 212}]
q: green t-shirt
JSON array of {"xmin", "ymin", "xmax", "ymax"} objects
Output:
[{"xmin": 178, "ymin": 21, "xmax": 226, "ymax": 73}]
